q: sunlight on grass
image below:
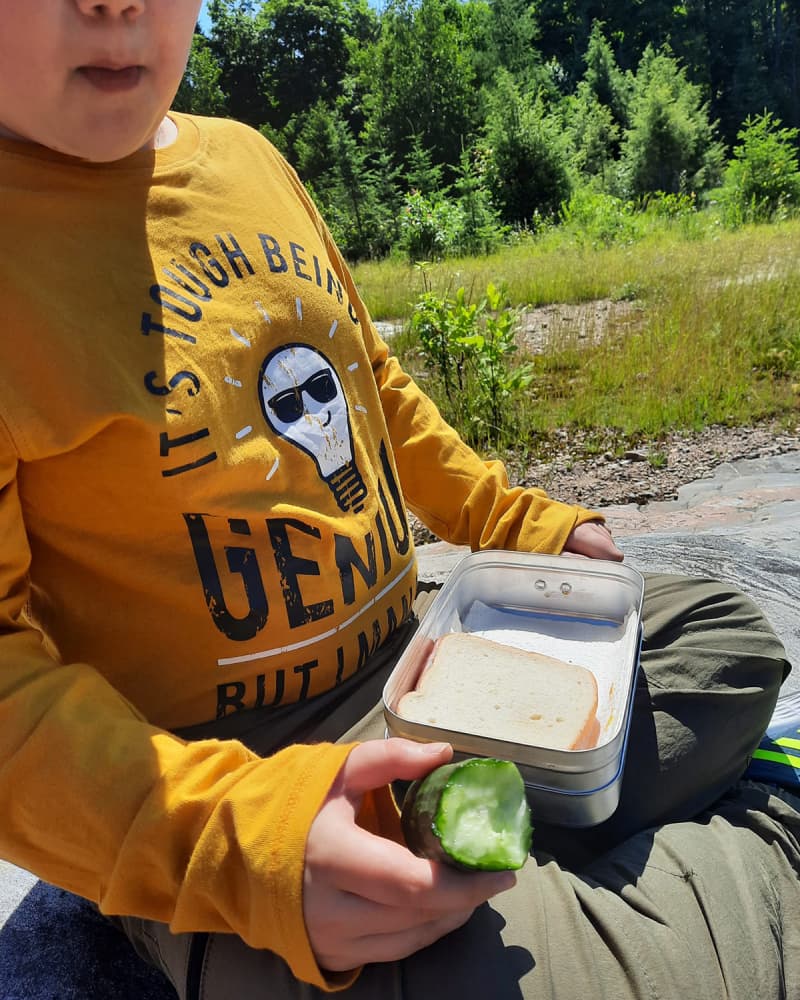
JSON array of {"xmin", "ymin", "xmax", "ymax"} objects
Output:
[{"xmin": 350, "ymin": 217, "xmax": 800, "ymax": 451}]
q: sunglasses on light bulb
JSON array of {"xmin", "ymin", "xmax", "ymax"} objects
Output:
[{"xmin": 266, "ymin": 368, "xmax": 338, "ymax": 423}]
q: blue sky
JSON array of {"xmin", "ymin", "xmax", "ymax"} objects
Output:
[{"xmin": 199, "ymin": 1, "xmax": 212, "ymax": 32}]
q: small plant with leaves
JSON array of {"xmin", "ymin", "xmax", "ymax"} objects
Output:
[
  {"xmin": 410, "ymin": 283, "xmax": 478, "ymax": 406},
  {"xmin": 466, "ymin": 283, "xmax": 536, "ymax": 441},
  {"xmin": 409, "ymin": 282, "xmax": 535, "ymax": 446}
]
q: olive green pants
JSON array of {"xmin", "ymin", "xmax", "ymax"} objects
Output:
[{"xmin": 118, "ymin": 574, "xmax": 797, "ymax": 999}]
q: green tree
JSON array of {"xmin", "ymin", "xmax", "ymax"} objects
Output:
[
  {"xmin": 583, "ymin": 20, "xmax": 630, "ymax": 132},
  {"xmin": 173, "ymin": 33, "xmax": 228, "ymax": 117},
  {"xmin": 719, "ymin": 110, "xmax": 800, "ymax": 224},
  {"xmin": 617, "ymin": 46, "xmax": 724, "ymax": 198},
  {"xmin": 207, "ymin": 0, "xmax": 375, "ymax": 133},
  {"xmin": 258, "ymin": 0, "xmax": 377, "ymax": 132},
  {"xmin": 404, "ymin": 135, "xmax": 445, "ymax": 196},
  {"xmin": 286, "ymin": 101, "xmax": 340, "ymax": 187},
  {"xmin": 333, "ymin": 121, "xmax": 399, "ymax": 259},
  {"xmin": 288, "ymin": 103, "xmax": 401, "ymax": 260},
  {"xmin": 528, "ymin": 0, "xmax": 598, "ymax": 84},
  {"xmin": 484, "ymin": 0, "xmax": 542, "ymax": 82},
  {"xmin": 368, "ymin": 0, "xmax": 478, "ymax": 179},
  {"xmin": 523, "ymin": 1, "xmax": 800, "ymax": 146},
  {"xmin": 484, "ymin": 73, "xmax": 573, "ymax": 225},
  {"xmin": 665, "ymin": 1, "xmax": 800, "ymax": 145},
  {"xmin": 207, "ymin": 0, "xmax": 272, "ymax": 127},
  {"xmin": 567, "ymin": 80, "xmax": 620, "ymax": 182},
  {"xmin": 452, "ymin": 145, "xmax": 506, "ymax": 254}
]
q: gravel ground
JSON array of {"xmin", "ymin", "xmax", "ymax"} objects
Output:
[
  {"xmin": 515, "ymin": 419, "xmax": 800, "ymax": 507},
  {"xmin": 409, "ymin": 418, "xmax": 800, "ymax": 545}
]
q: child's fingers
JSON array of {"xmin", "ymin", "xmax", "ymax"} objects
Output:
[
  {"xmin": 307, "ymin": 800, "xmax": 516, "ymax": 910},
  {"xmin": 313, "ymin": 906, "xmax": 477, "ymax": 971},
  {"xmin": 339, "ymin": 738, "xmax": 453, "ymax": 797},
  {"xmin": 328, "ymin": 821, "xmax": 517, "ymax": 908}
]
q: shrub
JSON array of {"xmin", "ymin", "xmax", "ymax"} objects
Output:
[
  {"xmin": 719, "ymin": 111, "xmax": 800, "ymax": 226},
  {"xmin": 560, "ymin": 187, "xmax": 638, "ymax": 247},
  {"xmin": 617, "ymin": 47, "xmax": 724, "ymax": 199},
  {"xmin": 398, "ymin": 191, "xmax": 463, "ymax": 261},
  {"xmin": 398, "ymin": 172, "xmax": 507, "ymax": 263},
  {"xmin": 409, "ymin": 282, "xmax": 534, "ymax": 445},
  {"xmin": 484, "ymin": 73, "xmax": 573, "ymax": 226}
]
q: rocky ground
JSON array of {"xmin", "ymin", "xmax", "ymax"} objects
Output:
[
  {"xmin": 515, "ymin": 419, "xmax": 800, "ymax": 507},
  {"xmin": 409, "ymin": 418, "xmax": 800, "ymax": 545}
]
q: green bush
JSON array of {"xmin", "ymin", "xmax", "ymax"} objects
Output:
[
  {"xmin": 484, "ymin": 73, "xmax": 573, "ymax": 226},
  {"xmin": 560, "ymin": 187, "xmax": 639, "ymax": 247},
  {"xmin": 642, "ymin": 190, "xmax": 697, "ymax": 219},
  {"xmin": 409, "ymin": 282, "xmax": 534, "ymax": 446},
  {"xmin": 398, "ymin": 191, "xmax": 463, "ymax": 261},
  {"xmin": 398, "ymin": 175, "xmax": 508, "ymax": 263},
  {"xmin": 719, "ymin": 111, "xmax": 800, "ymax": 226}
]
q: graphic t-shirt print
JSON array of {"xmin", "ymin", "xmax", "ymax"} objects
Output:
[
  {"xmin": 259, "ymin": 343, "xmax": 367, "ymax": 513},
  {"xmin": 137, "ymin": 230, "xmax": 414, "ymax": 718}
]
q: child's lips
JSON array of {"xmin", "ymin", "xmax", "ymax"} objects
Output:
[{"xmin": 78, "ymin": 65, "xmax": 143, "ymax": 92}]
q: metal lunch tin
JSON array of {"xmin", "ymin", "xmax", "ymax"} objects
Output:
[{"xmin": 383, "ymin": 550, "xmax": 645, "ymax": 827}]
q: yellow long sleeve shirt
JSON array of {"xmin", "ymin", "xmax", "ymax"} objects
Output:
[{"xmin": 0, "ymin": 113, "xmax": 601, "ymax": 988}]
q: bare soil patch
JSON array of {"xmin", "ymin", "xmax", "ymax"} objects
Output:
[{"xmin": 517, "ymin": 297, "xmax": 644, "ymax": 354}]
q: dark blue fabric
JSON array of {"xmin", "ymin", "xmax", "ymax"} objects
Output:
[{"xmin": 0, "ymin": 882, "xmax": 175, "ymax": 1000}]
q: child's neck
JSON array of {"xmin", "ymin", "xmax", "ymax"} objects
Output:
[{"xmin": 0, "ymin": 114, "xmax": 178, "ymax": 155}]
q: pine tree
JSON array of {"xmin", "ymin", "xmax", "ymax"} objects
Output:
[
  {"xmin": 583, "ymin": 20, "xmax": 631, "ymax": 132},
  {"xmin": 617, "ymin": 46, "xmax": 724, "ymax": 198},
  {"xmin": 484, "ymin": 72, "xmax": 573, "ymax": 225}
]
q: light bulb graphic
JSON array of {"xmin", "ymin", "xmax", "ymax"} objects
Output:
[{"xmin": 258, "ymin": 343, "xmax": 367, "ymax": 513}]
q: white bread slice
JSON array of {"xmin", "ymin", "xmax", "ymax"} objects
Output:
[{"xmin": 397, "ymin": 632, "xmax": 600, "ymax": 751}]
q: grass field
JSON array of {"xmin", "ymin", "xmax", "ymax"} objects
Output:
[{"xmin": 351, "ymin": 216, "xmax": 800, "ymax": 454}]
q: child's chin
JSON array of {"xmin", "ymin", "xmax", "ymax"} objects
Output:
[
  {"xmin": 68, "ymin": 135, "xmax": 156, "ymax": 163},
  {"xmin": 54, "ymin": 117, "xmax": 166, "ymax": 163}
]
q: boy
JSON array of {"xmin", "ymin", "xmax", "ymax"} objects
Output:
[{"xmin": 0, "ymin": 2, "xmax": 797, "ymax": 997}]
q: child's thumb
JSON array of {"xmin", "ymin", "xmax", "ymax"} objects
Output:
[{"xmin": 342, "ymin": 738, "xmax": 453, "ymax": 795}]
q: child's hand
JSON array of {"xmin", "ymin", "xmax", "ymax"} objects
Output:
[
  {"xmin": 562, "ymin": 521, "xmax": 624, "ymax": 561},
  {"xmin": 303, "ymin": 738, "xmax": 516, "ymax": 972}
]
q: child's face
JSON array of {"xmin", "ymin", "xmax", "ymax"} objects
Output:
[{"xmin": 0, "ymin": 0, "xmax": 203, "ymax": 161}]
